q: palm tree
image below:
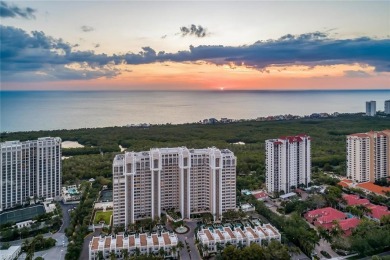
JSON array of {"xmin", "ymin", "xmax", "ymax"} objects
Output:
[
  {"xmin": 177, "ymin": 241, "xmax": 184, "ymax": 258},
  {"xmin": 97, "ymin": 251, "xmax": 104, "ymax": 260},
  {"xmin": 171, "ymin": 245, "xmax": 177, "ymax": 259},
  {"xmin": 121, "ymin": 249, "xmax": 129, "ymax": 260},
  {"xmin": 237, "ymin": 241, "xmax": 244, "ymax": 250},
  {"xmin": 109, "ymin": 251, "xmax": 116, "ymax": 260},
  {"xmin": 158, "ymin": 247, "xmax": 165, "ymax": 258},
  {"xmin": 202, "ymin": 244, "xmax": 209, "ymax": 257},
  {"xmin": 216, "ymin": 242, "xmax": 223, "ymax": 255},
  {"xmin": 22, "ymin": 238, "xmax": 30, "ymax": 251},
  {"xmin": 134, "ymin": 247, "xmax": 141, "ymax": 257}
]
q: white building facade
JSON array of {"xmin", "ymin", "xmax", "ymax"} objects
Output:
[
  {"xmin": 265, "ymin": 135, "xmax": 311, "ymax": 194},
  {"xmin": 89, "ymin": 232, "xmax": 178, "ymax": 260},
  {"xmin": 0, "ymin": 137, "xmax": 62, "ymax": 212},
  {"xmin": 113, "ymin": 147, "xmax": 236, "ymax": 226},
  {"xmin": 366, "ymin": 101, "xmax": 376, "ymax": 116},
  {"xmin": 385, "ymin": 100, "xmax": 390, "ymax": 114},
  {"xmin": 197, "ymin": 223, "xmax": 281, "ymax": 256},
  {"xmin": 347, "ymin": 130, "xmax": 390, "ymax": 182}
]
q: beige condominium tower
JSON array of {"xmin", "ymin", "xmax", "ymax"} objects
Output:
[
  {"xmin": 112, "ymin": 147, "xmax": 236, "ymax": 226},
  {"xmin": 347, "ymin": 130, "xmax": 390, "ymax": 182}
]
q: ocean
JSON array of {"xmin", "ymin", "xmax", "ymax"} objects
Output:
[{"xmin": 1, "ymin": 90, "xmax": 389, "ymax": 132}]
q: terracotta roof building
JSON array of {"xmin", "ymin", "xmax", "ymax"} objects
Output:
[
  {"xmin": 342, "ymin": 194, "xmax": 370, "ymax": 206},
  {"xmin": 356, "ymin": 182, "xmax": 390, "ymax": 196},
  {"xmin": 337, "ymin": 218, "xmax": 360, "ymax": 236},
  {"xmin": 305, "ymin": 207, "xmax": 346, "ymax": 230}
]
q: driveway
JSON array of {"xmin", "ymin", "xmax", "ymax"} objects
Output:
[
  {"xmin": 59, "ymin": 202, "xmax": 76, "ymax": 233},
  {"xmin": 166, "ymin": 220, "xmax": 202, "ymax": 260},
  {"xmin": 80, "ymin": 229, "xmax": 101, "ymax": 260},
  {"xmin": 305, "ymin": 221, "xmax": 339, "ymax": 259}
]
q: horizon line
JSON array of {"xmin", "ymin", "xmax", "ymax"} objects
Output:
[{"xmin": 1, "ymin": 89, "xmax": 390, "ymax": 93}]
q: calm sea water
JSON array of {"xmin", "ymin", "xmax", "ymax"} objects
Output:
[{"xmin": 1, "ymin": 90, "xmax": 389, "ymax": 132}]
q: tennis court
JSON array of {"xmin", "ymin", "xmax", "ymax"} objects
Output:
[{"xmin": 0, "ymin": 205, "xmax": 45, "ymax": 224}]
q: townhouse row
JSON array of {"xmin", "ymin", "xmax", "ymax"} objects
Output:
[
  {"xmin": 89, "ymin": 232, "xmax": 178, "ymax": 260},
  {"xmin": 197, "ymin": 223, "xmax": 281, "ymax": 256}
]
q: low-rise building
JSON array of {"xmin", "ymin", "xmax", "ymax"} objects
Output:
[
  {"xmin": 305, "ymin": 207, "xmax": 346, "ymax": 230},
  {"xmin": 89, "ymin": 232, "xmax": 178, "ymax": 260},
  {"xmin": 337, "ymin": 218, "xmax": 360, "ymax": 236},
  {"xmin": 0, "ymin": 245, "xmax": 21, "ymax": 260},
  {"xmin": 252, "ymin": 190, "xmax": 268, "ymax": 201},
  {"xmin": 341, "ymin": 194, "xmax": 390, "ymax": 222},
  {"xmin": 366, "ymin": 204, "xmax": 390, "ymax": 222},
  {"xmin": 197, "ymin": 223, "xmax": 281, "ymax": 256},
  {"xmin": 341, "ymin": 194, "xmax": 370, "ymax": 207},
  {"xmin": 62, "ymin": 185, "xmax": 81, "ymax": 203},
  {"xmin": 356, "ymin": 182, "xmax": 390, "ymax": 196},
  {"xmin": 240, "ymin": 203, "xmax": 255, "ymax": 212}
]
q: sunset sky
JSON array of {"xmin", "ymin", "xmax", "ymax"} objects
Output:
[{"xmin": 1, "ymin": 0, "xmax": 389, "ymax": 91}]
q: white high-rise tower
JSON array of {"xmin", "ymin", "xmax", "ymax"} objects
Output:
[
  {"xmin": 265, "ymin": 134, "xmax": 311, "ymax": 195},
  {"xmin": 0, "ymin": 137, "xmax": 62, "ymax": 211},
  {"xmin": 113, "ymin": 147, "xmax": 236, "ymax": 226}
]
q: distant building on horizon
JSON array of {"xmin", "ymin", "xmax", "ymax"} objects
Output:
[
  {"xmin": 366, "ymin": 101, "xmax": 376, "ymax": 116},
  {"xmin": 112, "ymin": 147, "xmax": 236, "ymax": 226},
  {"xmin": 0, "ymin": 137, "xmax": 62, "ymax": 212},
  {"xmin": 347, "ymin": 130, "xmax": 390, "ymax": 183},
  {"xmin": 265, "ymin": 134, "xmax": 311, "ymax": 195},
  {"xmin": 385, "ymin": 100, "xmax": 390, "ymax": 114}
]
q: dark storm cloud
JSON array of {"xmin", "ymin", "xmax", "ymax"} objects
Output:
[
  {"xmin": 1, "ymin": 25, "xmax": 390, "ymax": 81},
  {"xmin": 180, "ymin": 24, "xmax": 208, "ymax": 38},
  {"xmin": 81, "ymin": 25, "xmax": 94, "ymax": 32},
  {"xmin": 0, "ymin": 1, "xmax": 36, "ymax": 19}
]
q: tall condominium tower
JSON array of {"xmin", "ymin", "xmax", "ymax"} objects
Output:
[
  {"xmin": 385, "ymin": 100, "xmax": 390, "ymax": 114},
  {"xmin": 113, "ymin": 147, "xmax": 236, "ymax": 226},
  {"xmin": 366, "ymin": 101, "xmax": 376, "ymax": 116},
  {"xmin": 0, "ymin": 137, "xmax": 62, "ymax": 211},
  {"xmin": 347, "ymin": 130, "xmax": 390, "ymax": 183},
  {"xmin": 265, "ymin": 134, "xmax": 311, "ymax": 195}
]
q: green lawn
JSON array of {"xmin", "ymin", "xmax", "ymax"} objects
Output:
[{"xmin": 93, "ymin": 210, "xmax": 112, "ymax": 225}]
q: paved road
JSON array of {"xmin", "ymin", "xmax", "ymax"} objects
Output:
[
  {"xmin": 18, "ymin": 233, "xmax": 68, "ymax": 260},
  {"xmin": 59, "ymin": 202, "xmax": 77, "ymax": 233},
  {"xmin": 15, "ymin": 202, "xmax": 74, "ymax": 260}
]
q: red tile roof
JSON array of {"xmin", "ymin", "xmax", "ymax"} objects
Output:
[
  {"xmin": 356, "ymin": 182, "xmax": 390, "ymax": 196},
  {"xmin": 348, "ymin": 133, "xmax": 369, "ymax": 138},
  {"xmin": 116, "ymin": 235, "xmax": 123, "ymax": 247},
  {"xmin": 203, "ymin": 230, "xmax": 214, "ymax": 241},
  {"xmin": 104, "ymin": 237, "xmax": 111, "ymax": 249},
  {"xmin": 342, "ymin": 194, "xmax": 370, "ymax": 206},
  {"xmin": 162, "ymin": 233, "xmax": 171, "ymax": 244},
  {"xmin": 253, "ymin": 192, "xmax": 268, "ymax": 199},
  {"xmin": 140, "ymin": 234, "xmax": 147, "ymax": 246},
  {"xmin": 338, "ymin": 218, "xmax": 360, "ymax": 231},
  {"xmin": 337, "ymin": 218, "xmax": 360, "ymax": 236},
  {"xmin": 224, "ymin": 227, "xmax": 236, "ymax": 238},
  {"xmin": 306, "ymin": 207, "xmax": 346, "ymax": 224},
  {"xmin": 91, "ymin": 237, "xmax": 99, "ymax": 250},
  {"xmin": 367, "ymin": 205, "xmax": 390, "ymax": 220},
  {"xmin": 338, "ymin": 179, "xmax": 353, "ymax": 188}
]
